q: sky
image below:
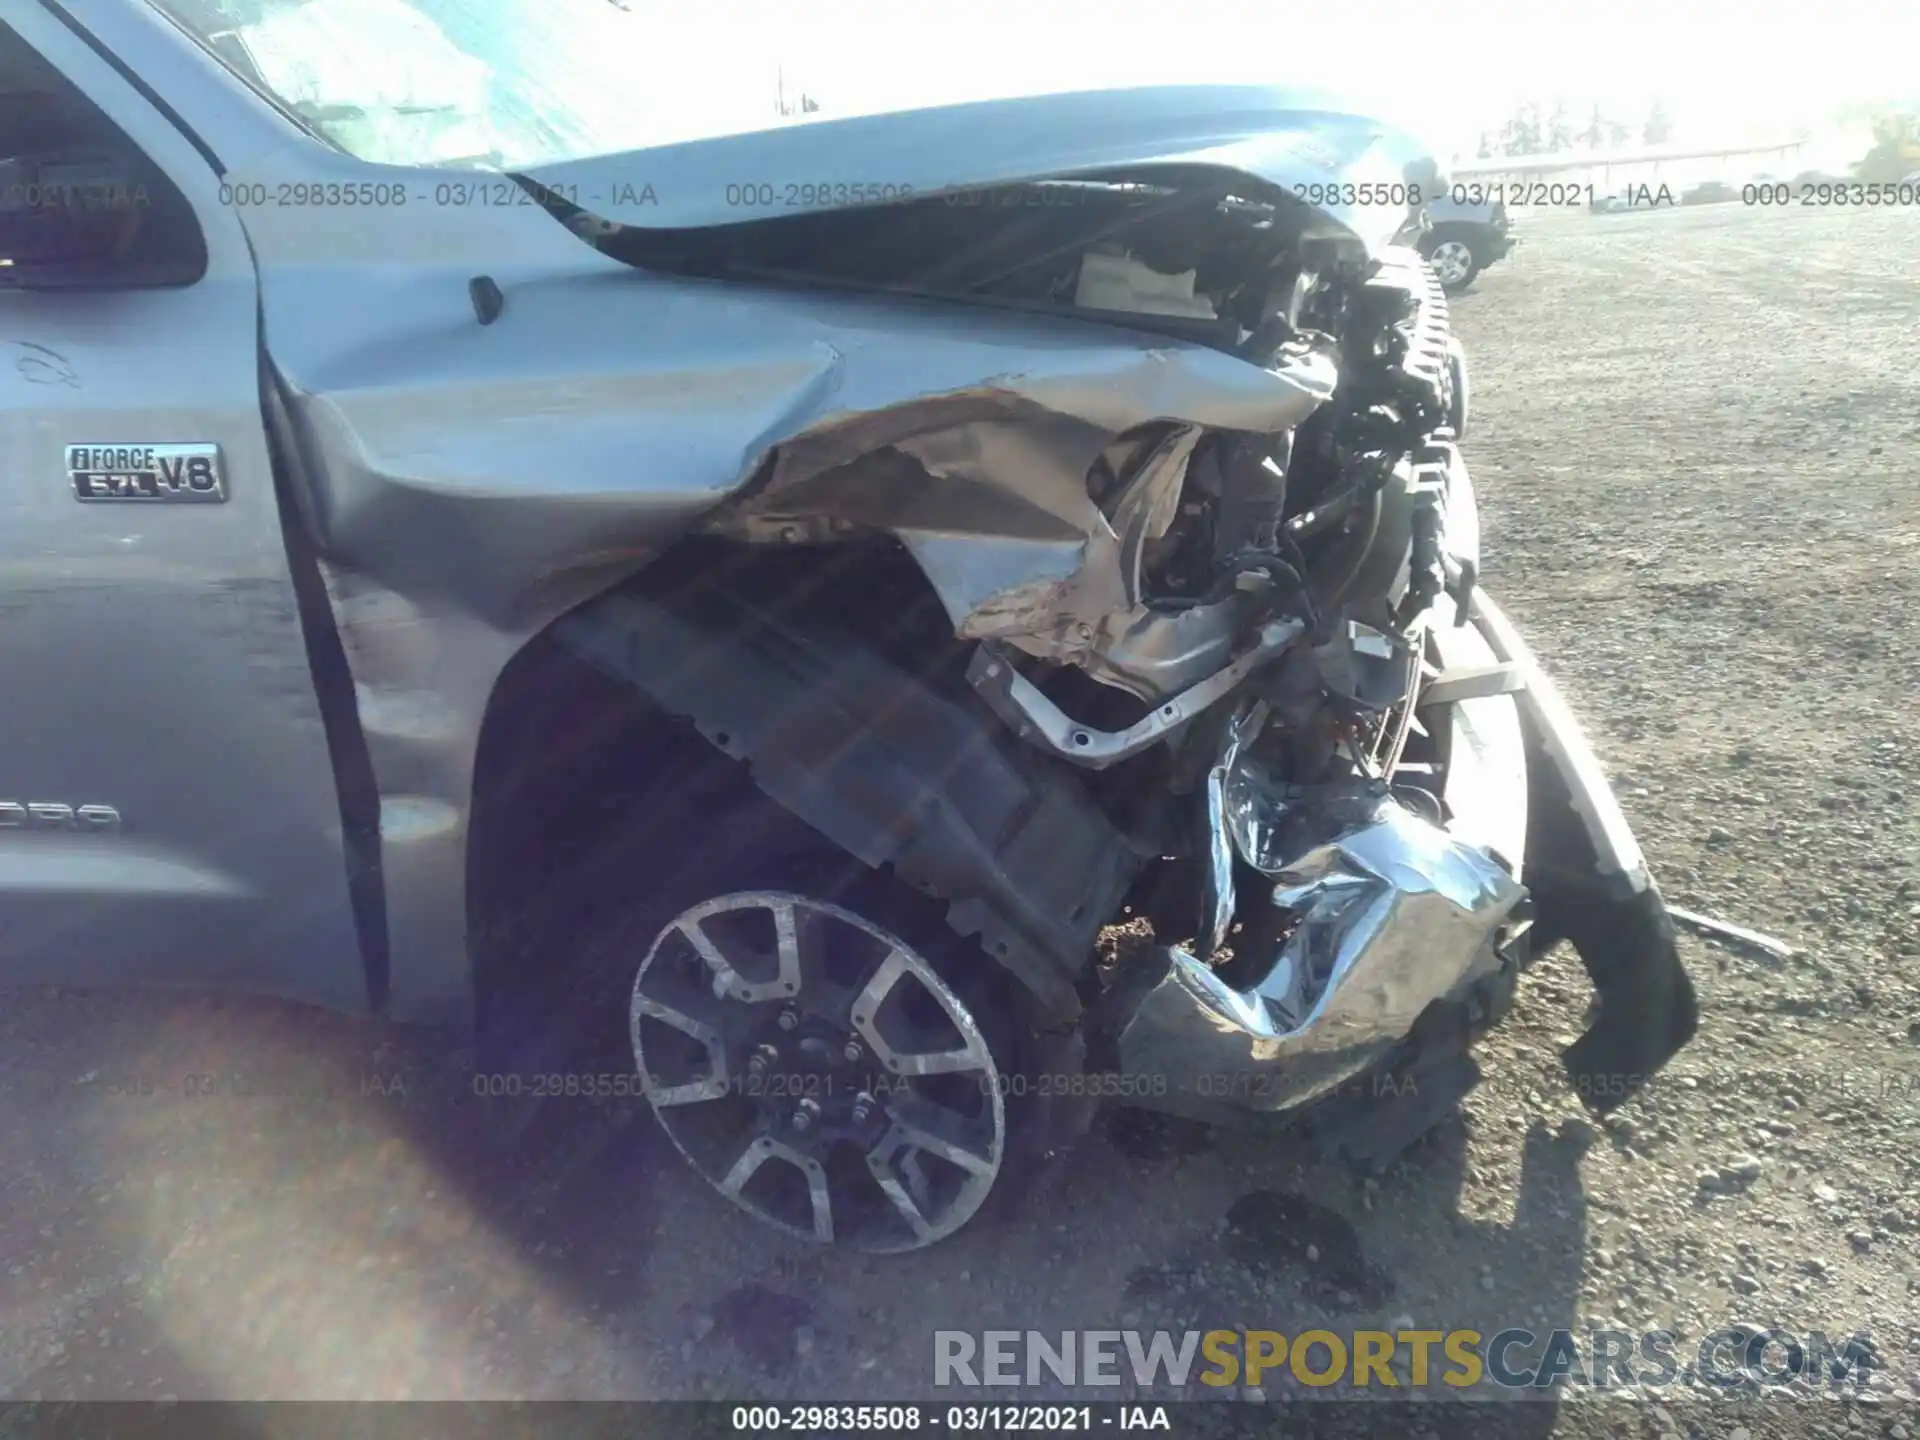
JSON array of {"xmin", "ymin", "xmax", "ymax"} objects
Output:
[
  {"xmin": 221, "ymin": 0, "xmax": 1920, "ymax": 170},
  {"xmin": 606, "ymin": 0, "xmax": 1919, "ymax": 159}
]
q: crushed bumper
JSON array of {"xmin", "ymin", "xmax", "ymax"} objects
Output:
[
  {"xmin": 1092, "ymin": 794, "xmax": 1528, "ymax": 1122},
  {"xmin": 1089, "ymin": 587, "xmax": 1697, "ymax": 1129}
]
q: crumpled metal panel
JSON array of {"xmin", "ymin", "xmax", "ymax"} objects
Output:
[
  {"xmin": 1107, "ymin": 792, "xmax": 1526, "ymax": 1117},
  {"xmin": 746, "ymin": 359, "xmax": 1334, "ymax": 664},
  {"xmin": 213, "ymin": 93, "xmax": 1425, "ymax": 1020}
]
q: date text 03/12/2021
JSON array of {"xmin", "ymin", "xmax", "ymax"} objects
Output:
[{"xmin": 729, "ymin": 1405, "xmax": 1172, "ymax": 1432}]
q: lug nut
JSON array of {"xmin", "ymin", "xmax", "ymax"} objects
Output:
[
  {"xmin": 747, "ymin": 1045, "xmax": 778, "ymax": 1078},
  {"xmin": 842, "ymin": 1039, "xmax": 863, "ymax": 1063},
  {"xmin": 777, "ymin": 1008, "xmax": 800, "ymax": 1032},
  {"xmin": 791, "ymin": 1098, "xmax": 821, "ymax": 1133},
  {"xmin": 850, "ymin": 1093, "xmax": 876, "ymax": 1127}
]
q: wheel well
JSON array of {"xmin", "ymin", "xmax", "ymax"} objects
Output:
[
  {"xmin": 467, "ymin": 607, "xmax": 707, "ymax": 1047},
  {"xmin": 466, "ymin": 537, "xmax": 1140, "ymax": 1063},
  {"xmin": 1423, "ymin": 222, "xmax": 1482, "ymax": 250}
]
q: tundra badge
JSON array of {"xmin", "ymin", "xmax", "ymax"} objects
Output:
[
  {"xmin": 68, "ymin": 443, "xmax": 226, "ymax": 502},
  {"xmin": 0, "ymin": 803, "xmax": 123, "ymax": 831}
]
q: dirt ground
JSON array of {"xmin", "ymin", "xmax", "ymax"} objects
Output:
[{"xmin": 2, "ymin": 201, "xmax": 1916, "ymax": 1432}]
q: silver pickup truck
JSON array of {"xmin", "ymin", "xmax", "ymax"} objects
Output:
[{"xmin": 2, "ymin": 0, "xmax": 1694, "ymax": 1254}]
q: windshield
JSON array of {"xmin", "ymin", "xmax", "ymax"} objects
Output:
[
  {"xmin": 146, "ymin": 0, "xmax": 808, "ymax": 167},
  {"xmin": 146, "ymin": 0, "xmax": 1456, "ymax": 172}
]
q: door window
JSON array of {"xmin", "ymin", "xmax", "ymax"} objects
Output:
[{"xmin": 0, "ymin": 20, "xmax": 206, "ymax": 287}]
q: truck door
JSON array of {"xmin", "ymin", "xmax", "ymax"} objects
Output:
[{"xmin": 0, "ymin": 12, "xmax": 366, "ymax": 1009}]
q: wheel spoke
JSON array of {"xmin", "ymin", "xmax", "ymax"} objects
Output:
[
  {"xmin": 803, "ymin": 1159, "xmax": 834, "ymax": 1243},
  {"xmin": 896, "ymin": 1047, "xmax": 989, "ymax": 1076},
  {"xmin": 902, "ymin": 1151, "xmax": 935, "ymax": 1212},
  {"xmin": 867, "ymin": 1153, "xmax": 935, "ymax": 1243},
  {"xmin": 718, "ymin": 1137, "xmax": 776, "ymax": 1197},
  {"xmin": 715, "ymin": 1136, "xmax": 834, "ymax": 1242},
  {"xmin": 886, "ymin": 1094, "xmax": 997, "ymax": 1176},
  {"xmin": 678, "ymin": 917, "xmax": 750, "ymax": 1002},
  {"xmin": 631, "ymin": 996, "xmax": 731, "ymax": 1106},
  {"xmin": 851, "ymin": 946, "xmax": 911, "ymax": 1019},
  {"xmin": 772, "ymin": 901, "xmax": 802, "ymax": 994},
  {"xmin": 676, "ymin": 901, "xmax": 804, "ymax": 1004},
  {"xmin": 851, "ymin": 949, "xmax": 992, "ymax": 1076}
]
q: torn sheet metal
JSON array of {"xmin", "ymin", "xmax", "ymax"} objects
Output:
[
  {"xmin": 758, "ymin": 357, "xmax": 1334, "ymax": 667},
  {"xmin": 1103, "ymin": 789, "xmax": 1526, "ymax": 1118},
  {"xmin": 1201, "ymin": 699, "xmax": 1274, "ymax": 959}
]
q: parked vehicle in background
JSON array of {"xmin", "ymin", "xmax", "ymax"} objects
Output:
[
  {"xmin": 1680, "ymin": 179, "xmax": 1740, "ymax": 206},
  {"xmin": 1418, "ymin": 190, "xmax": 1516, "ymax": 292}
]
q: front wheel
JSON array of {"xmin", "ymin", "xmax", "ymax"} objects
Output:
[
  {"xmin": 562, "ymin": 781, "xmax": 1052, "ymax": 1254},
  {"xmin": 631, "ymin": 884, "xmax": 1018, "ymax": 1252},
  {"xmin": 1422, "ymin": 229, "xmax": 1484, "ymax": 292}
]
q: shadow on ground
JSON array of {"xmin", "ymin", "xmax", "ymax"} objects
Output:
[{"xmin": 1, "ymin": 972, "xmax": 1593, "ymax": 1418}]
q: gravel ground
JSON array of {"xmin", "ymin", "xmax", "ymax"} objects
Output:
[{"xmin": 2, "ymin": 202, "xmax": 1916, "ymax": 1433}]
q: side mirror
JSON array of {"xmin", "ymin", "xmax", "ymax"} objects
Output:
[{"xmin": 0, "ymin": 149, "xmax": 154, "ymax": 286}]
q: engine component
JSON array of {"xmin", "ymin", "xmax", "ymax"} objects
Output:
[
  {"xmin": 1075, "ymin": 250, "xmax": 1219, "ymax": 320},
  {"xmin": 1311, "ymin": 619, "xmax": 1420, "ymax": 713},
  {"xmin": 964, "ymin": 617, "xmax": 1305, "ymax": 769}
]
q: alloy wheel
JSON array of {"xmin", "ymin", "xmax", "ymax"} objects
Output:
[
  {"xmin": 631, "ymin": 890, "xmax": 1006, "ymax": 1252},
  {"xmin": 1429, "ymin": 239, "xmax": 1475, "ymax": 287}
]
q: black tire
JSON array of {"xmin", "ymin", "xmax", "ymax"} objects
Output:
[
  {"xmin": 1421, "ymin": 225, "xmax": 1484, "ymax": 293},
  {"xmin": 496, "ymin": 733, "xmax": 1058, "ymax": 1250}
]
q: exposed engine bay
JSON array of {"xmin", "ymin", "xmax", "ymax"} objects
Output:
[
  {"xmin": 588, "ymin": 176, "xmax": 1473, "ymax": 729},
  {"xmin": 541, "ymin": 173, "xmax": 1689, "ymax": 1165}
]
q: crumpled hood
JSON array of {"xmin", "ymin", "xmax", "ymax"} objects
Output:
[{"xmin": 517, "ymin": 84, "xmax": 1444, "ymax": 256}]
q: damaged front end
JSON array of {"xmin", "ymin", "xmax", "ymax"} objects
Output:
[
  {"xmin": 1093, "ymin": 777, "xmax": 1529, "ymax": 1127},
  {"xmin": 1084, "ymin": 576, "xmax": 1702, "ymax": 1158},
  {"xmin": 535, "ymin": 121, "xmax": 1699, "ymax": 1160},
  {"xmin": 246, "ymin": 85, "xmax": 1696, "ymax": 1242},
  {"xmin": 571, "ymin": 169, "xmax": 1698, "ymax": 1149}
]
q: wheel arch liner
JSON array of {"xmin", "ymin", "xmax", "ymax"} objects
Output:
[{"xmin": 550, "ymin": 581, "xmax": 1142, "ymax": 1023}]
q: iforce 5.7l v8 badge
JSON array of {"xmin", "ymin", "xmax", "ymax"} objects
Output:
[{"xmin": 68, "ymin": 443, "xmax": 226, "ymax": 502}]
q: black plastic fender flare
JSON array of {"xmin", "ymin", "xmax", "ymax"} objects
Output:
[{"xmin": 1473, "ymin": 591, "xmax": 1700, "ymax": 1112}]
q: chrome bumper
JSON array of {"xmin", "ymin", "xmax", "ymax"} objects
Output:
[{"xmin": 1089, "ymin": 584, "xmax": 1697, "ymax": 1127}]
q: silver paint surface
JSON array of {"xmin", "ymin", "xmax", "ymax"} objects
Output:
[
  {"xmin": 0, "ymin": 6, "xmax": 363, "ymax": 1010},
  {"xmin": 519, "ymin": 84, "xmax": 1440, "ymax": 252}
]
